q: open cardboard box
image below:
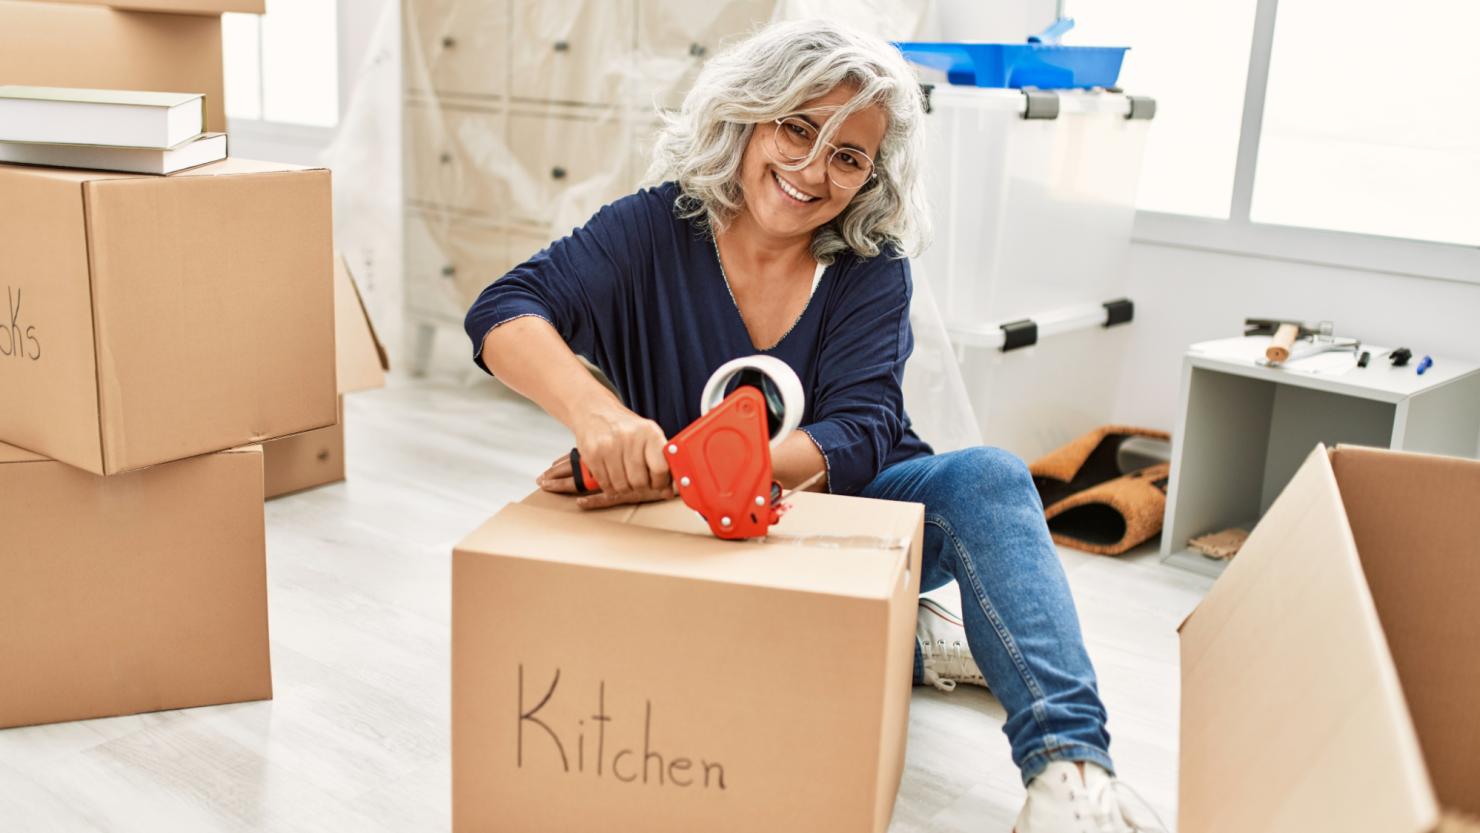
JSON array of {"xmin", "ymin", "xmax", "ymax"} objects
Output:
[
  {"xmin": 263, "ymin": 253, "xmax": 390, "ymax": 499},
  {"xmin": 0, "ymin": 157, "xmax": 336, "ymax": 476},
  {"xmin": 1179, "ymin": 444, "xmax": 1480, "ymax": 833},
  {"xmin": 0, "ymin": 441, "xmax": 272, "ymax": 729},
  {"xmin": 0, "ymin": 0, "xmax": 228, "ymax": 133},
  {"xmin": 452, "ymin": 489, "xmax": 924, "ymax": 832}
]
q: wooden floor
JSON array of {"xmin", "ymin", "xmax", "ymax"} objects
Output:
[{"xmin": 0, "ymin": 374, "xmax": 1214, "ymax": 832}]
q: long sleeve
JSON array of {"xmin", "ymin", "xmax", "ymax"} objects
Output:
[
  {"xmin": 799, "ymin": 256, "xmax": 916, "ymax": 496},
  {"xmin": 463, "ymin": 193, "xmax": 656, "ymax": 374}
]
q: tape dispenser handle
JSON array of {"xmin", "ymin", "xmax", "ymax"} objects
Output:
[{"xmin": 699, "ymin": 355, "xmax": 805, "ymax": 448}]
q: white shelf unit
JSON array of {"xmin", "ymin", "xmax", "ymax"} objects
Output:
[{"xmin": 1162, "ymin": 337, "xmax": 1480, "ymax": 578}]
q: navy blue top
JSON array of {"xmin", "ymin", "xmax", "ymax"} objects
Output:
[{"xmin": 464, "ymin": 182, "xmax": 933, "ymax": 496}]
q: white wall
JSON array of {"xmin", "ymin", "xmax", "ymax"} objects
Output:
[{"xmin": 1110, "ymin": 243, "xmax": 1480, "ymax": 433}]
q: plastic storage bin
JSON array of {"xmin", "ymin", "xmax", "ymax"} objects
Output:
[
  {"xmin": 896, "ymin": 42, "xmax": 1128, "ymax": 89},
  {"xmin": 915, "ymin": 85, "xmax": 1152, "ymax": 459}
]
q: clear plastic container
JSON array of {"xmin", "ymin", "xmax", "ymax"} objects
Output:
[{"xmin": 915, "ymin": 85, "xmax": 1152, "ymax": 459}]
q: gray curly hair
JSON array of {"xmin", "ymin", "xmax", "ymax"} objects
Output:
[{"xmin": 645, "ymin": 18, "xmax": 931, "ymax": 264}]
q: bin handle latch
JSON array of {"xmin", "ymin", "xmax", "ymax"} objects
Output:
[
  {"xmin": 1021, "ymin": 88, "xmax": 1059, "ymax": 120},
  {"xmin": 1126, "ymin": 96, "xmax": 1157, "ymax": 120}
]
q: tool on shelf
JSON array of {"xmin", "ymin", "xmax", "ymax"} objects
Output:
[
  {"xmin": 571, "ymin": 355, "xmax": 806, "ymax": 540},
  {"xmin": 1244, "ymin": 318, "xmax": 1360, "ymax": 366}
]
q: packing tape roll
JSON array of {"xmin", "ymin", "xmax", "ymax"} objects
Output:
[{"xmin": 699, "ymin": 355, "xmax": 805, "ymax": 448}]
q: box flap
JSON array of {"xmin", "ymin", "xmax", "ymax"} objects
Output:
[
  {"xmin": 333, "ymin": 252, "xmax": 387, "ymax": 393},
  {"xmin": 1332, "ymin": 445, "xmax": 1480, "ymax": 817},
  {"xmin": 170, "ymin": 156, "xmax": 316, "ymax": 177},
  {"xmin": 1179, "ymin": 444, "xmax": 1437, "ymax": 833},
  {"xmin": 464, "ymin": 493, "xmax": 919, "ymax": 599},
  {"xmin": 0, "ymin": 440, "xmax": 49, "ymax": 463}
]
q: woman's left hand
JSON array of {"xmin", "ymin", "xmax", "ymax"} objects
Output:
[{"xmin": 536, "ymin": 454, "xmax": 674, "ymax": 509}]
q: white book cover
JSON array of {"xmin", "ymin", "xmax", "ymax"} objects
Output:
[
  {"xmin": 0, "ymin": 86, "xmax": 205, "ymax": 149},
  {"xmin": 0, "ymin": 133, "xmax": 227, "ymax": 175}
]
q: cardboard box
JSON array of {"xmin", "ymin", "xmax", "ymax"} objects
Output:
[
  {"xmin": 0, "ymin": 1, "xmax": 227, "ymax": 134},
  {"xmin": 0, "ymin": 157, "xmax": 337, "ymax": 476},
  {"xmin": 452, "ymin": 490, "xmax": 924, "ymax": 833},
  {"xmin": 263, "ymin": 254, "xmax": 389, "ymax": 499},
  {"xmin": 1179, "ymin": 444, "xmax": 1480, "ymax": 833},
  {"xmin": 13, "ymin": 0, "xmax": 264, "ymax": 15},
  {"xmin": 0, "ymin": 441, "xmax": 272, "ymax": 729}
]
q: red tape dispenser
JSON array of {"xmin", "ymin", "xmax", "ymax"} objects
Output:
[{"xmin": 571, "ymin": 355, "xmax": 805, "ymax": 540}]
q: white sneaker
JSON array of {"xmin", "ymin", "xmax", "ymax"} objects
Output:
[
  {"xmin": 917, "ymin": 598, "xmax": 987, "ymax": 692},
  {"xmin": 1013, "ymin": 761, "xmax": 1164, "ymax": 833}
]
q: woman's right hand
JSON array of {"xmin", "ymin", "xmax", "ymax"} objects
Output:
[{"xmin": 538, "ymin": 400, "xmax": 674, "ymax": 509}]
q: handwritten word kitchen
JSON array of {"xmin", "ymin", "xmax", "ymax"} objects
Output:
[
  {"xmin": 1, "ymin": 287, "xmax": 40, "ymax": 361},
  {"xmin": 518, "ymin": 666, "xmax": 727, "ymax": 789}
]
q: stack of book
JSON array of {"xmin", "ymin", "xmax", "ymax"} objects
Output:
[{"xmin": 0, "ymin": 85, "xmax": 227, "ymax": 175}]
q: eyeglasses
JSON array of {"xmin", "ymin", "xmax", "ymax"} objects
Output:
[{"xmin": 762, "ymin": 116, "xmax": 876, "ymax": 191}]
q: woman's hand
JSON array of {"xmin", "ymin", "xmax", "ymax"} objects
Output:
[
  {"xmin": 537, "ymin": 400, "xmax": 674, "ymax": 509},
  {"xmin": 480, "ymin": 317, "xmax": 673, "ymax": 510}
]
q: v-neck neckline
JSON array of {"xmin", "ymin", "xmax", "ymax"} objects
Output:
[{"xmin": 713, "ymin": 237, "xmax": 826, "ymax": 353}]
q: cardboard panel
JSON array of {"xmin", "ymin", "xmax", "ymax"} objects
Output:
[
  {"xmin": 0, "ymin": 444, "xmax": 272, "ymax": 729},
  {"xmin": 1332, "ymin": 447, "xmax": 1480, "ymax": 817},
  {"xmin": 453, "ymin": 492, "xmax": 921, "ymax": 832},
  {"xmin": 334, "ymin": 254, "xmax": 387, "ymax": 394},
  {"xmin": 85, "ymin": 161, "xmax": 337, "ymax": 474},
  {"xmin": 264, "ymin": 396, "xmax": 345, "ymax": 498},
  {"xmin": 0, "ymin": 166, "xmax": 104, "ymax": 472},
  {"xmin": 1178, "ymin": 446, "xmax": 1436, "ymax": 833},
  {"xmin": 13, "ymin": 0, "xmax": 263, "ymax": 13},
  {"xmin": 0, "ymin": 1, "xmax": 227, "ymax": 133}
]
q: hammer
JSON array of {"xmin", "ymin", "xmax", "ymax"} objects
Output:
[{"xmin": 1244, "ymin": 318, "xmax": 1333, "ymax": 364}]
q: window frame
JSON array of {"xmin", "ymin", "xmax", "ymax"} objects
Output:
[{"xmin": 1130, "ymin": 0, "xmax": 1480, "ymax": 285}]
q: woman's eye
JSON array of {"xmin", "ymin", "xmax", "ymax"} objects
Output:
[
  {"xmin": 836, "ymin": 151, "xmax": 859, "ymax": 169},
  {"xmin": 787, "ymin": 123, "xmax": 811, "ymax": 140}
]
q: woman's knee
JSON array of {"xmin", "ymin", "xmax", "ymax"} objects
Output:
[{"xmin": 942, "ymin": 446, "xmax": 1034, "ymax": 493}]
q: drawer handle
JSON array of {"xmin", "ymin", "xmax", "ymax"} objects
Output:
[
  {"xmin": 689, "ymin": 42, "xmax": 706, "ymax": 58},
  {"xmin": 442, "ymin": 36, "xmax": 455, "ymax": 49},
  {"xmin": 554, "ymin": 40, "xmax": 569, "ymax": 52},
  {"xmin": 440, "ymin": 152, "xmax": 452, "ymax": 164},
  {"xmin": 442, "ymin": 265, "xmax": 456, "ymax": 277},
  {"xmin": 551, "ymin": 167, "xmax": 567, "ymax": 180}
]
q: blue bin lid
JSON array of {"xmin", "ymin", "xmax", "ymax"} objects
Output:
[{"xmin": 894, "ymin": 42, "xmax": 1129, "ymax": 90}]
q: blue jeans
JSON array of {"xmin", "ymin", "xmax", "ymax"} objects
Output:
[{"xmin": 859, "ymin": 447, "xmax": 1114, "ymax": 784}]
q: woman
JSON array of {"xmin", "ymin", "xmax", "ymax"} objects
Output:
[{"xmin": 466, "ymin": 19, "xmax": 1150, "ymax": 833}]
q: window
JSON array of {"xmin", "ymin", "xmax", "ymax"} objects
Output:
[
  {"xmin": 223, "ymin": 0, "xmax": 339, "ymax": 128},
  {"xmin": 1067, "ymin": 0, "xmax": 1260, "ymax": 219},
  {"xmin": 1250, "ymin": 0, "xmax": 1480, "ymax": 246},
  {"xmin": 1066, "ymin": 0, "xmax": 1479, "ymax": 281}
]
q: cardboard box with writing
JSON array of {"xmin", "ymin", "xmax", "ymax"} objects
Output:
[
  {"xmin": 263, "ymin": 253, "xmax": 389, "ymax": 499},
  {"xmin": 0, "ymin": 0, "xmax": 227, "ymax": 134},
  {"xmin": 1179, "ymin": 445, "xmax": 1480, "ymax": 833},
  {"xmin": 0, "ymin": 441, "xmax": 272, "ymax": 729},
  {"xmin": 0, "ymin": 158, "xmax": 337, "ymax": 476},
  {"xmin": 453, "ymin": 490, "xmax": 924, "ymax": 832}
]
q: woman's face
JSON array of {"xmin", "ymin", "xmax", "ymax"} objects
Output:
[{"xmin": 737, "ymin": 85, "xmax": 888, "ymax": 243}]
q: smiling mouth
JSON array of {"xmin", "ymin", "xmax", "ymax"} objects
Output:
[{"xmin": 772, "ymin": 171, "xmax": 818, "ymax": 204}]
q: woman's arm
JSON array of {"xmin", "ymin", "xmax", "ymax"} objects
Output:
[
  {"xmin": 483, "ymin": 316, "xmax": 672, "ymax": 508},
  {"xmin": 773, "ymin": 431, "xmax": 828, "ymax": 492}
]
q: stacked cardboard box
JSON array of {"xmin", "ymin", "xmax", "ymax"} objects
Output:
[
  {"xmin": 0, "ymin": 0, "xmax": 238, "ymax": 134},
  {"xmin": 0, "ymin": 153, "xmax": 336, "ymax": 727},
  {"xmin": 263, "ymin": 253, "xmax": 390, "ymax": 499}
]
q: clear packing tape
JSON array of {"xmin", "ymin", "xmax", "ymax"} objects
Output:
[{"xmin": 333, "ymin": 0, "xmax": 976, "ymax": 450}]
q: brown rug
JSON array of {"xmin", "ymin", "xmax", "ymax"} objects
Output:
[{"xmin": 1030, "ymin": 426, "xmax": 1171, "ymax": 555}]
